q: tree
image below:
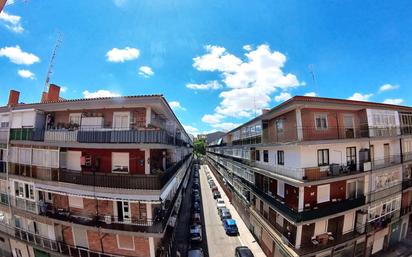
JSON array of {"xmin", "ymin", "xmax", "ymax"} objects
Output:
[{"xmin": 193, "ymin": 140, "xmax": 206, "ymax": 156}]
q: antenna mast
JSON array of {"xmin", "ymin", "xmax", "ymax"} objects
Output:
[
  {"xmin": 308, "ymin": 64, "xmax": 317, "ymax": 91},
  {"xmin": 44, "ymin": 32, "xmax": 63, "ymax": 93}
]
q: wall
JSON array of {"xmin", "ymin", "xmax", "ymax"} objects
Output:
[
  {"xmin": 53, "ymin": 108, "xmax": 147, "ymax": 128},
  {"xmin": 300, "ymin": 108, "xmax": 364, "ymax": 141},
  {"xmin": 265, "ymin": 110, "xmax": 297, "ymax": 143}
]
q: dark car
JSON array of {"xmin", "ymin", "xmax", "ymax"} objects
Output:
[
  {"xmin": 235, "ymin": 246, "xmax": 254, "ymax": 257},
  {"xmin": 192, "ymin": 189, "xmax": 200, "ymax": 196},
  {"xmin": 213, "ymin": 191, "xmax": 221, "ymax": 199},
  {"xmin": 192, "ymin": 194, "xmax": 201, "ymax": 203},
  {"xmin": 192, "ymin": 183, "xmax": 199, "ymax": 190},
  {"xmin": 223, "ymin": 219, "xmax": 238, "ymax": 236},
  {"xmin": 211, "ymin": 186, "xmax": 218, "ymax": 192},
  {"xmin": 192, "ymin": 202, "xmax": 201, "ymax": 213}
]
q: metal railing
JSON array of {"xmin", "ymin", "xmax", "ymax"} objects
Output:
[
  {"xmin": 245, "ymin": 178, "xmax": 365, "ymax": 222},
  {"xmin": 0, "ymin": 219, "xmax": 137, "ymax": 257},
  {"xmin": 9, "ymin": 127, "xmax": 189, "ymax": 146},
  {"xmin": 57, "ymin": 154, "xmax": 191, "ymax": 190}
]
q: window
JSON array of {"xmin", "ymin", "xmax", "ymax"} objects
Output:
[
  {"xmin": 346, "ymin": 147, "xmax": 357, "ymax": 166},
  {"xmin": 14, "ymin": 181, "xmax": 34, "ymax": 200},
  {"xmin": 277, "ymin": 180, "xmax": 285, "ymax": 197},
  {"xmin": 276, "ymin": 119, "xmax": 284, "ymax": 133},
  {"xmin": 315, "ymin": 114, "xmax": 328, "ymax": 129},
  {"xmin": 117, "ymin": 235, "xmax": 135, "ymax": 250},
  {"xmin": 317, "ymin": 149, "xmax": 329, "ymax": 166},
  {"xmin": 69, "ymin": 113, "xmax": 82, "ymax": 125},
  {"xmin": 113, "ymin": 112, "xmax": 130, "ymax": 130},
  {"xmin": 277, "ymin": 151, "xmax": 284, "ymax": 165},
  {"xmin": 68, "ymin": 196, "xmax": 83, "ymax": 208},
  {"xmin": 112, "ymin": 152, "xmax": 129, "ymax": 173},
  {"xmin": 317, "ymin": 184, "xmax": 330, "ymax": 203},
  {"xmin": 263, "ymin": 150, "xmax": 269, "ymax": 163},
  {"xmin": 0, "ymin": 122, "xmax": 8, "ymax": 128},
  {"xmin": 255, "ymin": 150, "xmax": 260, "ymax": 161}
]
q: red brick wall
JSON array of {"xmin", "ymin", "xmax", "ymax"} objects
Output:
[
  {"xmin": 301, "ymin": 108, "xmax": 363, "ymax": 140},
  {"xmin": 53, "ymin": 194, "xmax": 114, "ymax": 217},
  {"xmin": 54, "ymin": 108, "xmax": 147, "ymax": 128},
  {"xmin": 62, "ymin": 225, "xmax": 74, "ymax": 245},
  {"xmin": 68, "ymin": 148, "xmax": 145, "ymax": 174},
  {"xmin": 101, "ymin": 234, "xmax": 150, "ymax": 257},
  {"xmin": 266, "ymin": 110, "xmax": 297, "ymax": 143},
  {"xmin": 130, "ymin": 202, "xmax": 147, "ymax": 222},
  {"xmin": 87, "ymin": 230, "xmax": 102, "ymax": 252}
]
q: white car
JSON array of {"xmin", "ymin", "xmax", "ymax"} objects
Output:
[{"xmin": 216, "ymin": 198, "xmax": 226, "ymax": 210}]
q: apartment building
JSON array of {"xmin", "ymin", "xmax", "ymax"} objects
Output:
[
  {"xmin": 206, "ymin": 96, "xmax": 412, "ymax": 257},
  {"xmin": 0, "ymin": 85, "xmax": 193, "ymax": 257}
]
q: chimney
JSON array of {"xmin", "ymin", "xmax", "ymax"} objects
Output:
[
  {"xmin": 261, "ymin": 108, "xmax": 270, "ymax": 114},
  {"xmin": 47, "ymin": 84, "xmax": 60, "ymax": 102},
  {"xmin": 8, "ymin": 90, "xmax": 20, "ymax": 106}
]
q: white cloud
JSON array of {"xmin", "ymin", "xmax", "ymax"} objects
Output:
[
  {"xmin": 169, "ymin": 101, "xmax": 186, "ymax": 111},
  {"xmin": 106, "ymin": 47, "xmax": 140, "ymax": 62},
  {"xmin": 113, "ymin": 0, "xmax": 127, "ymax": 7},
  {"xmin": 17, "ymin": 69, "xmax": 34, "ymax": 79},
  {"xmin": 60, "ymin": 86, "xmax": 68, "ymax": 93},
  {"xmin": 383, "ymin": 98, "xmax": 404, "ymax": 105},
  {"xmin": 274, "ymin": 92, "xmax": 292, "ymax": 102},
  {"xmin": 347, "ymin": 92, "xmax": 373, "ymax": 101},
  {"xmin": 82, "ymin": 90, "xmax": 120, "ymax": 98},
  {"xmin": 379, "ymin": 83, "xmax": 399, "ymax": 92},
  {"xmin": 211, "ymin": 122, "xmax": 240, "ymax": 131},
  {"xmin": 304, "ymin": 92, "xmax": 317, "ymax": 97},
  {"xmin": 201, "ymin": 113, "xmax": 224, "ymax": 124},
  {"xmin": 0, "ymin": 46, "xmax": 39, "ymax": 65},
  {"xmin": 138, "ymin": 66, "xmax": 154, "ymax": 78},
  {"xmin": 193, "ymin": 44, "xmax": 302, "ymax": 125},
  {"xmin": 0, "ymin": 11, "xmax": 24, "ymax": 33},
  {"xmin": 243, "ymin": 45, "xmax": 252, "ymax": 51},
  {"xmin": 186, "ymin": 80, "xmax": 222, "ymax": 90},
  {"xmin": 183, "ymin": 124, "xmax": 200, "ymax": 136}
]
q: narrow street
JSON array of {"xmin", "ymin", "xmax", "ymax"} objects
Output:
[{"xmin": 199, "ymin": 164, "xmax": 265, "ymax": 257}]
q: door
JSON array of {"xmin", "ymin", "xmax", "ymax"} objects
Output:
[
  {"xmin": 384, "ymin": 144, "xmax": 390, "ymax": 164},
  {"xmin": 343, "ymin": 115, "xmax": 355, "ymax": 138},
  {"xmin": 347, "ymin": 181, "xmax": 356, "ymax": 199},
  {"xmin": 346, "ymin": 147, "xmax": 357, "ymax": 171},
  {"xmin": 370, "ymin": 145, "xmax": 375, "ymax": 164},
  {"xmin": 116, "ymin": 201, "xmax": 131, "ymax": 223}
]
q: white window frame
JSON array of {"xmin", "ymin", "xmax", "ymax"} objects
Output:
[
  {"xmin": 69, "ymin": 113, "xmax": 82, "ymax": 125},
  {"xmin": 317, "ymin": 184, "xmax": 330, "ymax": 203},
  {"xmin": 116, "ymin": 234, "xmax": 135, "ymax": 251},
  {"xmin": 315, "ymin": 113, "xmax": 328, "ymax": 130},
  {"xmin": 113, "ymin": 112, "xmax": 130, "ymax": 130},
  {"xmin": 277, "ymin": 181, "xmax": 285, "ymax": 198},
  {"xmin": 112, "ymin": 152, "xmax": 130, "ymax": 173}
]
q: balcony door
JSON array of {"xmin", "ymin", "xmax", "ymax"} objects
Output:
[
  {"xmin": 343, "ymin": 115, "xmax": 355, "ymax": 138},
  {"xmin": 116, "ymin": 201, "xmax": 131, "ymax": 223},
  {"xmin": 113, "ymin": 112, "xmax": 130, "ymax": 130},
  {"xmin": 384, "ymin": 144, "xmax": 390, "ymax": 164}
]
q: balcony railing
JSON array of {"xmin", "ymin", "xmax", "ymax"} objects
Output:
[
  {"xmin": 10, "ymin": 127, "xmax": 189, "ymax": 146},
  {"xmin": 57, "ymin": 154, "xmax": 191, "ymax": 190},
  {"xmin": 0, "ymin": 219, "xmax": 137, "ymax": 257},
  {"xmin": 371, "ymin": 154, "xmax": 402, "ymax": 170},
  {"xmin": 245, "ymin": 178, "xmax": 365, "ymax": 222}
]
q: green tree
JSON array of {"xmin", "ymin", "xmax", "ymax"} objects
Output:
[{"xmin": 193, "ymin": 140, "xmax": 206, "ymax": 156}]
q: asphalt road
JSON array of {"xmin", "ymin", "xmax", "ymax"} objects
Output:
[{"xmin": 199, "ymin": 164, "xmax": 243, "ymax": 257}]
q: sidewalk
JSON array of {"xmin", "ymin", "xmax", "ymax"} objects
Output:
[{"xmin": 202, "ymin": 164, "xmax": 266, "ymax": 257}]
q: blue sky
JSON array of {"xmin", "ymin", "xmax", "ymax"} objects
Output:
[{"xmin": 1, "ymin": 0, "xmax": 412, "ymax": 135}]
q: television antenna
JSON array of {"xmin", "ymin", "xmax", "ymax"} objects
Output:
[{"xmin": 44, "ymin": 32, "xmax": 63, "ymax": 93}]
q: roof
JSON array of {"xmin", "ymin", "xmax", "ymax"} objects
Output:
[{"xmin": 225, "ymin": 219, "xmax": 236, "ymax": 225}]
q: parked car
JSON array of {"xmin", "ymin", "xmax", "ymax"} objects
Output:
[
  {"xmin": 192, "ymin": 194, "xmax": 201, "ymax": 203},
  {"xmin": 192, "ymin": 189, "xmax": 200, "ymax": 196},
  {"xmin": 188, "ymin": 248, "xmax": 204, "ymax": 257},
  {"xmin": 216, "ymin": 198, "xmax": 226, "ymax": 210},
  {"xmin": 213, "ymin": 191, "xmax": 221, "ymax": 199},
  {"xmin": 192, "ymin": 202, "xmax": 201, "ymax": 213},
  {"xmin": 223, "ymin": 219, "xmax": 239, "ymax": 236},
  {"xmin": 211, "ymin": 186, "xmax": 219, "ymax": 192},
  {"xmin": 191, "ymin": 213, "xmax": 201, "ymax": 224},
  {"xmin": 192, "ymin": 183, "xmax": 199, "ymax": 190},
  {"xmin": 220, "ymin": 208, "xmax": 232, "ymax": 220},
  {"xmin": 190, "ymin": 224, "xmax": 202, "ymax": 242},
  {"xmin": 208, "ymin": 181, "xmax": 215, "ymax": 188},
  {"xmin": 235, "ymin": 246, "xmax": 254, "ymax": 257}
]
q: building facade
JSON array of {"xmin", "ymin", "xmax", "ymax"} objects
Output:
[
  {"xmin": 206, "ymin": 96, "xmax": 412, "ymax": 257},
  {"xmin": 0, "ymin": 85, "xmax": 193, "ymax": 257}
]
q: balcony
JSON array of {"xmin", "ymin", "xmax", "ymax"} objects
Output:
[
  {"xmin": 371, "ymin": 154, "xmax": 402, "ymax": 170},
  {"xmin": 9, "ymin": 128, "xmax": 44, "ymax": 141},
  {"xmin": 245, "ymin": 178, "xmax": 365, "ymax": 222},
  {"xmin": 0, "ymin": 220, "xmax": 137, "ymax": 257},
  {"xmin": 368, "ymin": 183, "xmax": 403, "ymax": 203},
  {"xmin": 57, "ymin": 154, "xmax": 191, "ymax": 190},
  {"xmin": 10, "ymin": 127, "xmax": 188, "ymax": 146}
]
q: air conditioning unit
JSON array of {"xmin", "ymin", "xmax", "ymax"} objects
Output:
[
  {"xmin": 104, "ymin": 215, "xmax": 111, "ymax": 224},
  {"xmin": 363, "ymin": 162, "xmax": 372, "ymax": 171}
]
